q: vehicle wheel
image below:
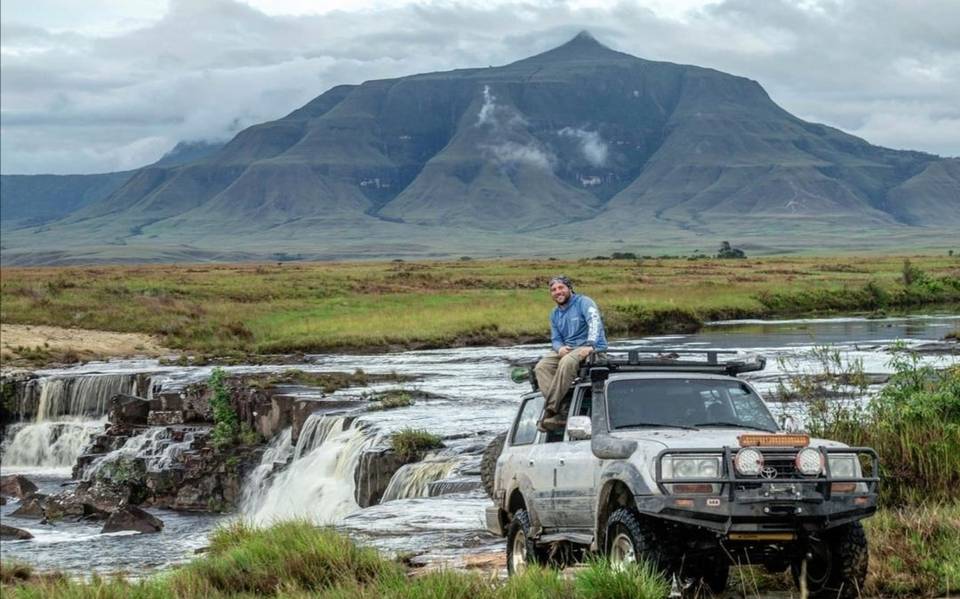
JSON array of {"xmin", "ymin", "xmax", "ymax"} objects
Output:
[
  {"xmin": 480, "ymin": 431, "xmax": 507, "ymax": 498},
  {"xmin": 792, "ymin": 522, "xmax": 868, "ymax": 599},
  {"xmin": 506, "ymin": 509, "xmax": 544, "ymax": 575},
  {"xmin": 605, "ymin": 508, "xmax": 662, "ymax": 571}
]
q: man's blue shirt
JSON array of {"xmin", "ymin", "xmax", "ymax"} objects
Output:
[{"xmin": 550, "ymin": 293, "xmax": 608, "ymax": 351}]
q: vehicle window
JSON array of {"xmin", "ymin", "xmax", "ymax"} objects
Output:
[
  {"xmin": 577, "ymin": 388, "xmax": 592, "ymax": 417},
  {"xmin": 512, "ymin": 395, "xmax": 544, "ymax": 446},
  {"xmin": 607, "ymin": 379, "xmax": 777, "ymax": 431}
]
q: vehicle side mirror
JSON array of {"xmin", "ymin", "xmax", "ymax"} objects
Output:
[{"xmin": 567, "ymin": 416, "xmax": 592, "ymax": 440}]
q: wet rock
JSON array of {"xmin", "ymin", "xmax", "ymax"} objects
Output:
[
  {"xmin": 1, "ymin": 474, "xmax": 38, "ymax": 498},
  {"xmin": 43, "ymin": 492, "xmax": 110, "ymax": 521},
  {"xmin": 70, "ymin": 482, "xmax": 131, "ymax": 514},
  {"xmin": 428, "ymin": 478, "xmax": 482, "ymax": 497},
  {"xmin": 0, "ymin": 524, "xmax": 34, "ymax": 540},
  {"xmin": 109, "ymin": 394, "xmax": 151, "ymax": 426},
  {"xmin": 147, "ymin": 410, "xmax": 185, "ymax": 426},
  {"xmin": 291, "ymin": 401, "xmax": 361, "ymax": 444},
  {"xmin": 11, "ymin": 493, "xmax": 48, "ymax": 518},
  {"xmin": 355, "ymin": 448, "xmax": 408, "ymax": 507},
  {"xmin": 101, "ymin": 505, "xmax": 164, "ymax": 534},
  {"xmin": 0, "ymin": 496, "xmax": 6, "ymax": 505}
]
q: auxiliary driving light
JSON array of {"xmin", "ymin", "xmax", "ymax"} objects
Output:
[
  {"xmin": 795, "ymin": 447, "xmax": 824, "ymax": 476},
  {"xmin": 734, "ymin": 447, "xmax": 763, "ymax": 476}
]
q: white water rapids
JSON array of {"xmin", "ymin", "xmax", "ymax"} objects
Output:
[{"xmin": 242, "ymin": 415, "xmax": 381, "ymax": 525}]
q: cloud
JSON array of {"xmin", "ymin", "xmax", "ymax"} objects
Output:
[
  {"xmin": 475, "ymin": 84, "xmax": 554, "ymax": 170},
  {"xmin": 1, "ymin": 0, "xmax": 958, "ymax": 173},
  {"xmin": 559, "ymin": 127, "xmax": 608, "ymax": 167}
]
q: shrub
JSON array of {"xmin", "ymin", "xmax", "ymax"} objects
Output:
[
  {"xmin": 208, "ymin": 367, "xmax": 239, "ymax": 450},
  {"xmin": 783, "ymin": 346, "xmax": 960, "ymax": 505},
  {"xmin": 391, "ymin": 428, "xmax": 443, "ymax": 462}
]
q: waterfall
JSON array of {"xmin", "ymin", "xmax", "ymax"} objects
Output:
[
  {"xmin": 243, "ymin": 415, "xmax": 379, "ymax": 526},
  {"xmin": 80, "ymin": 427, "xmax": 196, "ymax": 480},
  {"xmin": 380, "ymin": 459, "xmax": 459, "ymax": 502},
  {"xmin": 0, "ymin": 419, "xmax": 104, "ymax": 472},
  {"xmin": 33, "ymin": 373, "xmax": 151, "ymax": 421},
  {"xmin": 240, "ymin": 428, "xmax": 293, "ymax": 513}
]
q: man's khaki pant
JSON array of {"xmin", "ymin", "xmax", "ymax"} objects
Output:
[{"xmin": 534, "ymin": 348, "xmax": 590, "ymax": 417}]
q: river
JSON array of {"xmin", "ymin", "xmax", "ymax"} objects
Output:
[{"xmin": 1, "ymin": 314, "xmax": 957, "ymax": 574}]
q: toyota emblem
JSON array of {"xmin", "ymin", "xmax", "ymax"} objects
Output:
[{"xmin": 760, "ymin": 466, "xmax": 778, "ymax": 479}]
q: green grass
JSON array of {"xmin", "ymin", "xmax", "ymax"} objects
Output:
[
  {"xmin": 2, "ymin": 255, "xmax": 957, "ymax": 362},
  {"xmin": 391, "ymin": 428, "xmax": 444, "ymax": 462}
]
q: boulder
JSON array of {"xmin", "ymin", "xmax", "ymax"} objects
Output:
[
  {"xmin": 11, "ymin": 493, "xmax": 48, "ymax": 518},
  {"xmin": 0, "ymin": 524, "xmax": 34, "ymax": 540},
  {"xmin": 101, "ymin": 505, "xmax": 164, "ymax": 534},
  {"xmin": 43, "ymin": 492, "xmax": 110, "ymax": 521},
  {"xmin": 109, "ymin": 394, "xmax": 151, "ymax": 426},
  {"xmin": 0, "ymin": 496, "xmax": 6, "ymax": 505},
  {"xmin": 354, "ymin": 448, "xmax": 408, "ymax": 507},
  {"xmin": 0, "ymin": 474, "xmax": 38, "ymax": 498}
]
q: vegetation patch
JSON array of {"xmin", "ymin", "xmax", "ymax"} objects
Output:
[
  {"xmin": 366, "ymin": 390, "xmax": 415, "ymax": 411},
  {"xmin": 391, "ymin": 428, "xmax": 444, "ymax": 462},
  {"xmin": 2, "ymin": 256, "xmax": 957, "ymax": 361}
]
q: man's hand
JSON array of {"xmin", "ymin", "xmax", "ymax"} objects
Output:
[
  {"xmin": 558, "ymin": 346, "xmax": 572, "ymax": 357},
  {"xmin": 577, "ymin": 346, "xmax": 594, "ymax": 359}
]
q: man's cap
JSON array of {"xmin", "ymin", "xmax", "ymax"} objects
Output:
[{"xmin": 548, "ymin": 275, "xmax": 573, "ymax": 291}]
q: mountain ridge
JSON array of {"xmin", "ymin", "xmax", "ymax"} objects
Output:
[{"xmin": 2, "ymin": 32, "xmax": 957, "ymax": 264}]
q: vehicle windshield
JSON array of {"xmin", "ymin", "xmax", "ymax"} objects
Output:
[{"xmin": 607, "ymin": 378, "xmax": 778, "ymax": 432}]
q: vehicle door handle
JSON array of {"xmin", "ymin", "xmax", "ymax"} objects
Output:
[{"xmin": 559, "ymin": 458, "xmax": 566, "ymax": 466}]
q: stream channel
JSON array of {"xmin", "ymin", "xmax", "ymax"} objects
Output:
[{"xmin": 1, "ymin": 314, "xmax": 957, "ymax": 575}]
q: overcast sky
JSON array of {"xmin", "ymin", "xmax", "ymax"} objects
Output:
[{"xmin": 2, "ymin": 0, "xmax": 957, "ymax": 174}]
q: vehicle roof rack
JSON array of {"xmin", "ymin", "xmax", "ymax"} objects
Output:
[
  {"xmin": 510, "ymin": 348, "xmax": 765, "ymax": 392},
  {"xmin": 583, "ymin": 348, "xmax": 766, "ymax": 378}
]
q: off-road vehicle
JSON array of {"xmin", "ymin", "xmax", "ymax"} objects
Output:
[{"xmin": 482, "ymin": 349, "xmax": 878, "ymax": 597}]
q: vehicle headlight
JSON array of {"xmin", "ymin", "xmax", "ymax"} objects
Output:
[
  {"xmin": 734, "ymin": 448, "xmax": 763, "ymax": 476},
  {"xmin": 795, "ymin": 447, "xmax": 824, "ymax": 476},
  {"xmin": 662, "ymin": 454, "xmax": 722, "ymax": 495},
  {"xmin": 664, "ymin": 455, "xmax": 722, "ymax": 479},
  {"xmin": 828, "ymin": 453, "xmax": 866, "ymax": 493},
  {"xmin": 828, "ymin": 453, "xmax": 858, "ymax": 478}
]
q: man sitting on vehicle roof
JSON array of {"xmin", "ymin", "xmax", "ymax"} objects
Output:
[{"xmin": 535, "ymin": 275, "xmax": 607, "ymax": 432}]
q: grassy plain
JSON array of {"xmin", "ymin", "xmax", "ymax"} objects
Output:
[{"xmin": 1, "ymin": 255, "xmax": 958, "ymax": 362}]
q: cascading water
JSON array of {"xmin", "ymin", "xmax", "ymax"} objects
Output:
[
  {"xmin": 0, "ymin": 419, "xmax": 104, "ymax": 472},
  {"xmin": 240, "ymin": 428, "xmax": 293, "ymax": 513},
  {"xmin": 243, "ymin": 415, "xmax": 380, "ymax": 525},
  {"xmin": 380, "ymin": 459, "xmax": 459, "ymax": 502},
  {"xmin": 80, "ymin": 427, "xmax": 197, "ymax": 480},
  {"xmin": 34, "ymin": 373, "xmax": 151, "ymax": 421}
]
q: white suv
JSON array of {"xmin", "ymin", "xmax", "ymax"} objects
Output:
[{"xmin": 483, "ymin": 350, "xmax": 878, "ymax": 598}]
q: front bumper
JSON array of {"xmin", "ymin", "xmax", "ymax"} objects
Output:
[{"xmin": 635, "ymin": 488, "xmax": 877, "ymax": 534}]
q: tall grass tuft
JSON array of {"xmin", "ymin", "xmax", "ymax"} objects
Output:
[
  {"xmin": 782, "ymin": 345, "xmax": 960, "ymax": 506},
  {"xmin": 573, "ymin": 558, "xmax": 670, "ymax": 599}
]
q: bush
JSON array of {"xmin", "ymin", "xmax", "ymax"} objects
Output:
[
  {"xmin": 783, "ymin": 346, "xmax": 960, "ymax": 506},
  {"xmin": 391, "ymin": 428, "xmax": 443, "ymax": 462},
  {"xmin": 209, "ymin": 367, "xmax": 239, "ymax": 450}
]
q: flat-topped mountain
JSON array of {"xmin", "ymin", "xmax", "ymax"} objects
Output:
[{"xmin": 2, "ymin": 32, "xmax": 956, "ymax": 264}]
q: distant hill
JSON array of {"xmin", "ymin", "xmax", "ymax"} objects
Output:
[{"xmin": 2, "ymin": 32, "xmax": 956, "ymax": 264}]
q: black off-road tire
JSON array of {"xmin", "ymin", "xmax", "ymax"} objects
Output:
[
  {"xmin": 792, "ymin": 522, "xmax": 869, "ymax": 599},
  {"xmin": 480, "ymin": 431, "xmax": 507, "ymax": 498},
  {"xmin": 605, "ymin": 508, "xmax": 665, "ymax": 571},
  {"xmin": 505, "ymin": 509, "xmax": 546, "ymax": 575}
]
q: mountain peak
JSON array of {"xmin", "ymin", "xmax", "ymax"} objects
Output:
[{"xmin": 519, "ymin": 30, "xmax": 633, "ymax": 64}]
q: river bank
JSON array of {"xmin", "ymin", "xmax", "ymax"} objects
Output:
[{"xmin": 2, "ymin": 255, "xmax": 958, "ymax": 366}]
